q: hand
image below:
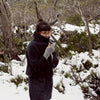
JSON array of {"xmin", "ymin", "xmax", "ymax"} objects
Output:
[{"xmin": 43, "ymin": 43, "xmax": 55, "ymax": 59}]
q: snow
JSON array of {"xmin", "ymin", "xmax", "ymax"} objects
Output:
[
  {"xmin": 61, "ymin": 44, "xmax": 68, "ymax": 48},
  {"xmin": 0, "ymin": 49, "xmax": 99, "ymax": 100},
  {"xmin": 64, "ymin": 24, "xmax": 99, "ymax": 34},
  {"xmin": 0, "ymin": 23, "xmax": 100, "ymax": 100},
  {"xmin": 51, "ymin": 23, "xmax": 99, "ymax": 40}
]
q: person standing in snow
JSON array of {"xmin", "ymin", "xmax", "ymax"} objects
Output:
[{"xmin": 26, "ymin": 19, "xmax": 59, "ymax": 100}]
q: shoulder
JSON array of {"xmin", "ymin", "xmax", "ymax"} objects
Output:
[{"xmin": 27, "ymin": 40, "xmax": 37, "ymax": 51}]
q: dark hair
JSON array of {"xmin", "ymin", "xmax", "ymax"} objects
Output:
[{"xmin": 36, "ymin": 19, "xmax": 51, "ymax": 33}]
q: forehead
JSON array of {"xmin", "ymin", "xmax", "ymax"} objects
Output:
[{"xmin": 42, "ymin": 31, "xmax": 50, "ymax": 34}]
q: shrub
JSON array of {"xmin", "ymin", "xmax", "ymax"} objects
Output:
[
  {"xmin": 11, "ymin": 75, "xmax": 23, "ymax": 87},
  {"xmin": 0, "ymin": 65, "xmax": 8, "ymax": 73},
  {"xmin": 67, "ymin": 32, "xmax": 89, "ymax": 52},
  {"xmin": 55, "ymin": 43, "xmax": 64, "ymax": 57},
  {"xmin": 24, "ymin": 86, "xmax": 28, "ymax": 91},
  {"xmin": 82, "ymin": 60, "xmax": 93, "ymax": 70},
  {"xmin": 0, "ymin": 35, "xmax": 3, "ymax": 48},
  {"xmin": 70, "ymin": 64, "xmax": 100, "ymax": 99},
  {"xmin": 0, "ymin": 42, "xmax": 3, "ymax": 49},
  {"xmin": 24, "ymin": 77, "xmax": 28, "ymax": 85},
  {"xmin": 66, "ymin": 32, "xmax": 99, "ymax": 53},
  {"xmin": 90, "ymin": 34, "xmax": 99, "ymax": 49},
  {"xmin": 55, "ymin": 43, "xmax": 72, "ymax": 58},
  {"xmin": 55, "ymin": 82, "xmax": 65, "ymax": 94},
  {"xmin": 83, "ymin": 71, "xmax": 100, "ymax": 99},
  {"xmin": 64, "ymin": 72, "xmax": 70, "ymax": 78},
  {"xmin": 66, "ymin": 14, "xmax": 84, "ymax": 26},
  {"xmin": 0, "ymin": 58, "xmax": 4, "ymax": 62},
  {"xmin": 81, "ymin": 86, "xmax": 89, "ymax": 99},
  {"xmin": 10, "ymin": 75, "xmax": 28, "ymax": 87},
  {"xmin": 14, "ymin": 38, "xmax": 27, "ymax": 55},
  {"xmin": 94, "ymin": 64, "xmax": 98, "ymax": 68}
]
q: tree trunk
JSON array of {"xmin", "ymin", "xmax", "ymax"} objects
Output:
[
  {"xmin": 23, "ymin": 0, "xmax": 29, "ymax": 41},
  {"xmin": 85, "ymin": 17, "xmax": 92, "ymax": 53},
  {"xmin": 78, "ymin": 1, "xmax": 92, "ymax": 53},
  {"xmin": 98, "ymin": 24, "xmax": 100, "ymax": 38},
  {"xmin": 0, "ymin": 0, "xmax": 20, "ymax": 62}
]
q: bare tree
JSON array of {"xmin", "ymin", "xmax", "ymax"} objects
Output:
[
  {"xmin": 0, "ymin": 0, "xmax": 20, "ymax": 62},
  {"xmin": 77, "ymin": 1, "xmax": 92, "ymax": 53},
  {"xmin": 23, "ymin": 0, "xmax": 29, "ymax": 40}
]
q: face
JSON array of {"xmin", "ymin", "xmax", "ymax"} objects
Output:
[{"xmin": 40, "ymin": 31, "xmax": 51, "ymax": 38}]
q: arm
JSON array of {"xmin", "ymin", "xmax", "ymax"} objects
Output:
[{"xmin": 26, "ymin": 44, "xmax": 50, "ymax": 73}]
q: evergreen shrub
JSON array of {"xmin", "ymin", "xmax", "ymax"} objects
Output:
[
  {"xmin": 82, "ymin": 60, "xmax": 93, "ymax": 70},
  {"xmin": 10, "ymin": 75, "xmax": 28, "ymax": 87},
  {"xmin": 0, "ymin": 65, "xmax": 8, "ymax": 73},
  {"xmin": 14, "ymin": 38, "xmax": 27, "ymax": 55},
  {"xmin": 66, "ymin": 32, "xmax": 99, "ymax": 53},
  {"xmin": 66, "ymin": 14, "xmax": 84, "ymax": 26},
  {"xmin": 83, "ymin": 71, "xmax": 100, "ymax": 99},
  {"xmin": 11, "ymin": 75, "xmax": 23, "ymax": 87}
]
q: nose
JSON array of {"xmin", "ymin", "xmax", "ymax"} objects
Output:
[{"xmin": 46, "ymin": 34, "xmax": 50, "ymax": 38}]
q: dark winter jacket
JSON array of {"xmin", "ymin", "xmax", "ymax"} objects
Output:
[{"xmin": 26, "ymin": 32, "xmax": 59, "ymax": 78}]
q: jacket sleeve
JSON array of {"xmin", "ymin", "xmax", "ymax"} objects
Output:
[
  {"xmin": 26, "ymin": 44, "xmax": 50, "ymax": 73},
  {"xmin": 52, "ymin": 52, "xmax": 59, "ymax": 68}
]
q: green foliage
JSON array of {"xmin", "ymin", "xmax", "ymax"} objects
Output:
[
  {"xmin": 94, "ymin": 64, "xmax": 98, "ymax": 68},
  {"xmin": 83, "ymin": 71, "xmax": 100, "ymax": 99},
  {"xmin": 61, "ymin": 70, "xmax": 65, "ymax": 75},
  {"xmin": 71, "ymin": 65, "xmax": 83, "ymax": 73},
  {"xmin": 55, "ymin": 44, "xmax": 63, "ymax": 57},
  {"xmin": 64, "ymin": 72, "xmax": 70, "ymax": 78},
  {"xmin": 0, "ymin": 42, "xmax": 3, "ymax": 48},
  {"xmin": 0, "ymin": 58, "xmax": 3, "ymax": 62},
  {"xmin": 66, "ymin": 14, "xmax": 84, "ymax": 26},
  {"xmin": 66, "ymin": 32, "xmax": 99, "ymax": 53},
  {"xmin": 24, "ymin": 77, "xmax": 28, "ymax": 85},
  {"xmin": 14, "ymin": 38, "xmax": 27, "ymax": 55},
  {"xmin": 55, "ymin": 81, "xmax": 65, "ymax": 94},
  {"xmin": 0, "ymin": 35, "xmax": 3, "ymax": 48},
  {"xmin": 0, "ymin": 65, "xmax": 8, "ymax": 73},
  {"xmin": 82, "ymin": 60, "xmax": 93, "ymax": 70},
  {"xmin": 11, "ymin": 75, "xmax": 23, "ymax": 87},
  {"xmin": 85, "ymin": 70, "xmax": 96, "ymax": 81},
  {"xmin": 24, "ymin": 86, "xmax": 28, "ymax": 91},
  {"xmin": 55, "ymin": 43, "xmax": 72, "ymax": 58},
  {"xmin": 10, "ymin": 75, "xmax": 28, "ymax": 87},
  {"xmin": 90, "ymin": 34, "xmax": 100, "ymax": 49},
  {"xmin": 81, "ymin": 86, "xmax": 89, "ymax": 99},
  {"xmin": 70, "ymin": 62, "xmax": 100, "ymax": 99},
  {"xmin": 67, "ymin": 32, "xmax": 89, "ymax": 52},
  {"xmin": 63, "ymin": 47, "xmax": 72, "ymax": 58},
  {"xmin": 55, "ymin": 83, "xmax": 61, "ymax": 92}
]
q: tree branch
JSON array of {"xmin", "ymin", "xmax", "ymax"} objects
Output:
[
  {"xmin": 51, "ymin": 33, "xmax": 68, "ymax": 57},
  {"xmin": 88, "ymin": 14, "xmax": 100, "ymax": 22},
  {"xmin": 54, "ymin": 0, "xmax": 58, "ymax": 9},
  {"xmin": 33, "ymin": 0, "xmax": 42, "ymax": 20}
]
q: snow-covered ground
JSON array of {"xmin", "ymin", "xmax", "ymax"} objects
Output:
[
  {"xmin": 0, "ymin": 49, "xmax": 99, "ymax": 100},
  {"xmin": 51, "ymin": 23, "xmax": 99, "ymax": 40},
  {"xmin": 0, "ymin": 24, "xmax": 100, "ymax": 100}
]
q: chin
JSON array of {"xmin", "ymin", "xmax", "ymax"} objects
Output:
[{"xmin": 45, "ymin": 36, "xmax": 50, "ymax": 38}]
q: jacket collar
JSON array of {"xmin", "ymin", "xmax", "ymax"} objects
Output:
[{"xmin": 33, "ymin": 32, "xmax": 50, "ymax": 43}]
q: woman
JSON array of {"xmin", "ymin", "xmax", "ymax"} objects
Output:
[{"xmin": 26, "ymin": 19, "xmax": 59, "ymax": 100}]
